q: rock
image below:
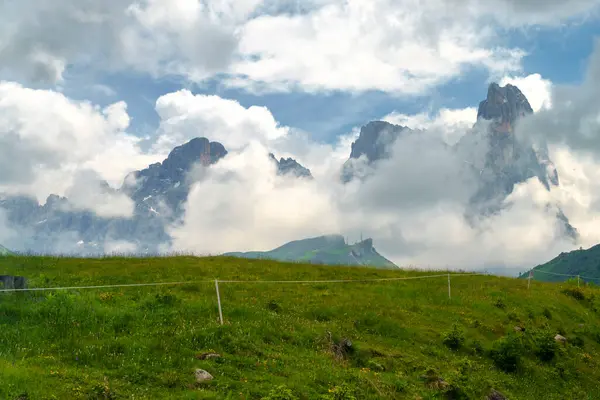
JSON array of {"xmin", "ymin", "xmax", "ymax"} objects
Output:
[
  {"xmin": 194, "ymin": 369, "xmax": 214, "ymax": 383},
  {"xmin": 555, "ymin": 334, "xmax": 567, "ymax": 343},
  {"xmin": 477, "ymin": 82, "xmax": 533, "ymax": 132},
  {"xmin": 268, "ymin": 153, "xmax": 313, "ymax": 178},
  {"xmin": 195, "ymin": 352, "xmax": 221, "ymax": 360},
  {"xmin": 340, "ymin": 121, "xmax": 413, "ymax": 182},
  {"xmin": 487, "ymin": 389, "xmax": 507, "ymax": 400},
  {"xmin": 514, "ymin": 326, "xmax": 523, "ymax": 332}
]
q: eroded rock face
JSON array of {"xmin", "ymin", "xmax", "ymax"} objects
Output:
[
  {"xmin": 341, "ymin": 121, "xmax": 412, "ymax": 182},
  {"xmin": 457, "ymin": 82, "xmax": 577, "ymax": 239},
  {"xmin": 477, "ymin": 82, "xmax": 534, "ymax": 134},
  {"xmin": 269, "ymin": 153, "xmax": 313, "ymax": 178}
]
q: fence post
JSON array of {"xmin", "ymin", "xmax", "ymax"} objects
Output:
[
  {"xmin": 447, "ymin": 273, "xmax": 451, "ymax": 300},
  {"xmin": 528, "ymin": 271, "xmax": 532, "ymax": 289},
  {"xmin": 215, "ymin": 279, "xmax": 224, "ymax": 326}
]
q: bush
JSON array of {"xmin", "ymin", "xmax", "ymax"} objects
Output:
[
  {"xmin": 470, "ymin": 339, "xmax": 483, "ymax": 355},
  {"xmin": 320, "ymin": 383, "xmax": 357, "ymax": 400},
  {"xmin": 494, "ymin": 298, "xmax": 506, "ymax": 310},
  {"xmin": 262, "ymin": 385, "xmax": 298, "ymax": 400},
  {"xmin": 532, "ymin": 331, "xmax": 558, "ymax": 362},
  {"xmin": 394, "ymin": 379, "xmax": 409, "ymax": 393},
  {"xmin": 489, "ymin": 335, "xmax": 522, "ymax": 372},
  {"xmin": 563, "ymin": 288, "xmax": 586, "ymax": 301},
  {"xmin": 571, "ymin": 336, "xmax": 585, "ymax": 348},
  {"xmin": 543, "ymin": 308, "xmax": 553, "ymax": 320},
  {"xmin": 443, "ymin": 324, "xmax": 465, "ymax": 350},
  {"xmin": 266, "ymin": 300, "xmax": 281, "ymax": 313}
]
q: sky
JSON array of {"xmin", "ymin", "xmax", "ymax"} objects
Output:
[{"xmin": 2, "ymin": 0, "xmax": 600, "ymax": 272}]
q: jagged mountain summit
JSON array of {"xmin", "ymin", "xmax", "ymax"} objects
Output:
[
  {"xmin": 457, "ymin": 83, "xmax": 577, "ymax": 238},
  {"xmin": 341, "ymin": 121, "xmax": 412, "ymax": 182},
  {"xmin": 0, "ymin": 138, "xmax": 312, "ymax": 255},
  {"xmin": 341, "ymin": 82, "xmax": 577, "ymax": 240},
  {"xmin": 224, "ymin": 234, "xmax": 397, "ymax": 268},
  {"xmin": 269, "ymin": 153, "xmax": 313, "ymax": 178}
]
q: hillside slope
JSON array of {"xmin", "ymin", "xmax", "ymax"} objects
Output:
[
  {"xmin": 0, "ymin": 243, "xmax": 12, "ymax": 255},
  {"xmin": 225, "ymin": 234, "xmax": 397, "ymax": 268},
  {"xmin": 526, "ymin": 244, "xmax": 600, "ymax": 282},
  {"xmin": 1, "ymin": 256, "xmax": 600, "ymax": 399}
]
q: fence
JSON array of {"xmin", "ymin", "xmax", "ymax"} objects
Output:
[
  {"xmin": 0, "ymin": 272, "xmax": 487, "ymax": 325},
  {"xmin": 0, "ymin": 270, "xmax": 596, "ymax": 325}
]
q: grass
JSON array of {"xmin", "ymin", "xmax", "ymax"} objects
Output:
[{"xmin": 1, "ymin": 255, "xmax": 600, "ymax": 399}]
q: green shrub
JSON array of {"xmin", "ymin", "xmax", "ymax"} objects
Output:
[
  {"xmin": 489, "ymin": 335, "xmax": 522, "ymax": 372},
  {"xmin": 320, "ymin": 383, "xmax": 357, "ymax": 400},
  {"xmin": 394, "ymin": 379, "xmax": 409, "ymax": 393},
  {"xmin": 563, "ymin": 288, "xmax": 585, "ymax": 301},
  {"xmin": 266, "ymin": 300, "xmax": 281, "ymax": 313},
  {"xmin": 470, "ymin": 339, "xmax": 483, "ymax": 355},
  {"xmin": 443, "ymin": 324, "xmax": 465, "ymax": 350},
  {"xmin": 494, "ymin": 298, "xmax": 506, "ymax": 310},
  {"xmin": 262, "ymin": 385, "xmax": 298, "ymax": 400},
  {"xmin": 543, "ymin": 308, "xmax": 553, "ymax": 320},
  {"xmin": 532, "ymin": 330, "xmax": 558, "ymax": 362},
  {"xmin": 571, "ymin": 336, "xmax": 585, "ymax": 348}
]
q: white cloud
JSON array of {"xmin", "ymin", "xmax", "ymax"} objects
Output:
[
  {"xmin": 0, "ymin": 81, "xmax": 160, "ymax": 204},
  {"xmin": 384, "ymin": 107, "xmax": 477, "ymax": 145},
  {"xmin": 64, "ymin": 170, "xmax": 135, "ymax": 218},
  {"xmin": 228, "ymin": 0, "xmax": 526, "ymax": 94},
  {"xmin": 169, "ymin": 141, "xmax": 342, "ymax": 253},
  {"xmin": 1, "ymin": 0, "xmax": 599, "ymax": 96},
  {"xmin": 153, "ymin": 89, "xmax": 289, "ymax": 153},
  {"xmin": 500, "ymin": 73, "xmax": 553, "ymax": 112},
  {"xmin": 0, "ymin": 0, "xmax": 257, "ymax": 84}
]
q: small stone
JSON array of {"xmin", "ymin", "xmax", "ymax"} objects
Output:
[
  {"xmin": 514, "ymin": 326, "xmax": 523, "ymax": 332},
  {"xmin": 194, "ymin": 369, "xmax": 214, "ymax": 383},
  {"xmin": 487, "ymin": 389, "xmax": 507, "ymax": 400},
  {"xmin": 555, "ymin": 334, "xmax": 567, "ymax": 343},
  {"xmin": 196, "ymin": 352, "xmax": 221, "ymax": 360}
]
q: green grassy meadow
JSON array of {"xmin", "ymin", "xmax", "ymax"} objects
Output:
[{"xmin": 1, "ymin": 255, "xmax": 600, "ymax": 399}]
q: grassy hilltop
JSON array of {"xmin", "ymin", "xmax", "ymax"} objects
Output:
[
  {"xmin": 1, "ymin": 256, "xmax": 600, "ymax": 399},
  {"xmin": 526, "ymin": 244, "xmax": 600, "ymax": 283}
]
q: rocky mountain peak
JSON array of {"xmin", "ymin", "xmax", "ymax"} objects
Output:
[
  {"xmin": 269, "ymin": 153, "xmax": 313, "ymax": 178},
  {"xmin": 162, "ymin": 137, "xmax": 227, "ymax": 173},
  {"xmin": 477, "ymin": 82, "xmax": 534, "ymax": 134},
  {"xmin": 349, "ymin": 121, "xmax": 410, "ymax": 161},
  {"xmin": 341, "ymin": 121, "xmax": 412, "ymax": 183}
]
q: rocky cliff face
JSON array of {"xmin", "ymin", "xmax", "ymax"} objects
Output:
[
  {"xmin": 341, "ymin": 82, "xmax": 577, "ymax": 240},
  {"xmin": 459, "ymin": 83, "xmax": 576, "ymax": 238},
  {"xmin": 269, "ymin": 153, "xmax": 313, "ymax": 178},
  {"xmin": 0, "ymin": 138, "xmax": 312, "ymax": 255},
  {"xmin": 341, "ymin": 121, "xmax": 412, "ymax": 182}
]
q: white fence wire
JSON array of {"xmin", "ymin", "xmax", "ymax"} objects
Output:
[{"xmin": 0, "ymin": 269, "xmax": 596, "ymax": 325}]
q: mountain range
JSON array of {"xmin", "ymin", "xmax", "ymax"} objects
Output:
[
  {"xmin": 225, "ymin": 235, "xmax": 397, "ymax": 268},
  {"xmin": 0, "ymin": 82, "xmax": 579, "ymax": 264}
]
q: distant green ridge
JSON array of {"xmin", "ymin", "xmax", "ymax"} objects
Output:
[
  {"xmin": 0, "ymin": 244, "xmax": 12, "ymax": 256},
  {"xmin": 224, "ymin": 234, "xmax": 397, "ymax": 269},
  {"xmin": 525, "ymin": 243, "xmax": 600, "ymax": 282}
]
